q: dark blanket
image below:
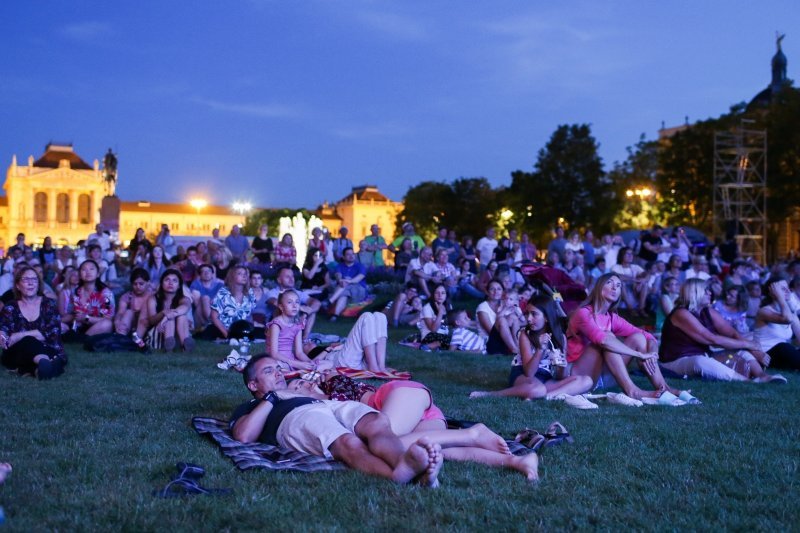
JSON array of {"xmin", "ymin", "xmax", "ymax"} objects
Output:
[{"xmin": 193, "ymin": 417, "xmax": 532, "ymax": 473}]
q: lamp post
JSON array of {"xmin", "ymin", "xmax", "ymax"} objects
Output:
[
  {"xmin": 232, "ymin": 201, "xmax": 252, "ymax": 215},
  {"xmin": 625, "ymin": 187, "xmax": 653, "ymax": 199},
  {"xmin": 190, "ymin": 198, "xmax": 207, "ymax": 215}
]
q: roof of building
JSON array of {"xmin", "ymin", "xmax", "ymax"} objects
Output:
[
  {"xmin": 120, "ymin": 201, "xmax": 242, "ymax": 216},
  {"xmin": 33, "ymin": 143, "xmax": 93, "ymax": 170},
  {"xmin": 337, "ymin": 185, "xmax": 396, "ymax": 204}
]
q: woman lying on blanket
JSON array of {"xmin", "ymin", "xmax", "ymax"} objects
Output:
[
  {"xmin": 567, "ymin": 273, "xmax": 690, "ymax": 402},
  {"xmin": 288, "ymin": 373, "xmax": 540, "ymax": 481},
  {"xmin": 469, "ymin": 294, "xmax": 593, "ymax": 402}
]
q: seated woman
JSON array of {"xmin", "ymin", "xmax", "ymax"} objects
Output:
[
  {"xmin": 267, "ymin": 290, "xmax": 329, "ymax": 372},
  {"xmin": 273, "ymin": 233, "xmax": 298, "ymax": 273},
  {"xmin": 204, "ymin": 265, "xmax": 256, "ymax": 340},
  {"xmin": 392, "ymin": 237, "xmax": 415, "ymax": 281},
  {"xmin": 418, "ymin": 284, "xmax": 452, "ymax": 351},
  {"xmin": 567, "ymin": 273, "xmax": 687, "ymax": 401},
  {"xmin": 134, "ymin": 268, "xmax": 195, "ymax": 352},
  {"xmin": 660, "ymin": 278, "xmax": 783, "ymax": 383},
  {"xmin": 56, "ymin": 265, "xmax": 80, "ymax": 334},
  {"xmin": 72, "ymin": 259, "xmax": 115, "ymax": 336},
  {"xmin": 610, "ymin": 247, "xmax": 647, "ymax": 316},
  {"xmin": 214, "ymin": 246, "xmax": 234, "ymax": 282},
  {"xmin": 248, "ymin": 269, "xmax": 269, "ymax": 335},
  {"xmin": 485, "ymin": 287, "xmax": 525, "ymax": 355},
  {"xmin": 455, "ymin": 257, "xmax": 484, "ymax": 299},
  {"xmin": 288, "ymin": 372, "xmax": 539, "ymax": 481},
  {"xmin": 655, "ymin": 275, "xmax": 680, "ymax": 336},
  {"xmin": 712, "ymin": 286, "xmax": 750, "ymax": 337},
  {"xmin": 145, "ymin": 245, "xmax": 170, "ymax": 291},
  {"xmin": 475, "ymin": 259, "xmax": 499, "ymax": 294},
  {"xmin": 382, "ymin": 284, "xmax": 421, "ymax": 328},
  {"xmin": 189, "ymin": 263, "xmax": 224, "ymax": 330},
  {"xmin": 0, "ymin": 267, "xmax": 66, "ymax": 379},
  {"xmin": 114, "ymin": 268, "xmax": 152, "ymax": 335},
  {"xmin": 754, "ymin": 277, "xmax": 800, "ymax": 369},
  {"xmin": 300, "ymin": 246, "xmax": 330, "ymax": 299},
  {"xmin": 470, "ymin": 295, "xmax": 593, "ymax": 403}
]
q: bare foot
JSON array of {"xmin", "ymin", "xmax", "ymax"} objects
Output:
[
  {"xmin": 469, "ymin": 391, "xmax": 490, "ymax": 399},
  {"xmin": 392, "ymin": 440, "xmax": 435, "ymax": 484},
  {"xmin": 416, "ymin": 438, "xmax": 443, "ymax": 488},
  {"xmin": 511, "ymin": 453, "xmax": 539, "ymax": 482},
  {"xmin": 627, "ymin": 387, "xmax": 658, "ymax": 400},
  {"xmin": 0, "ymin": 463, "xmax": 12, "ymax": 484},
  {"xmin": 468, "ymin": 424, "xmax": 511, "ymax": 455}
]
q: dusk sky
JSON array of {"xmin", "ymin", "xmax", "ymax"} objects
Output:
[{"xmin": 1, "ymin": 1, "xmax": 797, "ymax": 210}]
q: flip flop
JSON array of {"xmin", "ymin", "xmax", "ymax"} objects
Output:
[
  {"xmin": 175, "ymin": 462, "xmax": 205, "ymax": 479},
  {"xmin": 543, "ymin": 422, "xmax": 574, "ymax": 448},
  {"xmin": 153, "ymin": 478, "xmax": 231, "ymax": 498},
  {"xmin": 641, "ymin": 391, "xmax": 687, "ymax": 406},
  {"xmin": 514, "ymin": 429, "xmax": 546, "ymax": 452},
  {"xmin": 677, "ymin": 391, "xmax": 702, "ymax": 405}
]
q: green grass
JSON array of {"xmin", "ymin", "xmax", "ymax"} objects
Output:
[{"xmin": 1, "ymin": 319, "xmax": 799, "ymax": 531}]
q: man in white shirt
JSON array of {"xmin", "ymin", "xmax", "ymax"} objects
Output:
[
  {"xmin": 405, "ymin": 246, "xmax": 434, "ymax": 297},
  {"xmin": 684, "ymin": 255, "xmax": 711, "ymax": 281},
  {"xmin": 475, "ymin": 228, "xmax": 497, "ymax": 271}
]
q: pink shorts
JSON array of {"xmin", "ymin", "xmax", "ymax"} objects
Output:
[{"xmin": 367, "ymin": 380, "xmax": 445, "ymax": 422}]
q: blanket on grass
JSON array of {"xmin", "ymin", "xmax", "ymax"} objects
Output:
[
  {"xmin": 283, "ymin": 367, "xmax": 412, "ymax": 381},
  {"xmin": 193, "ymin": 417, "xmax": 531, "ymax": 473}
]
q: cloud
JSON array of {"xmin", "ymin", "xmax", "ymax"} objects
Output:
[
  {"xmin": 191, "ymin": 97, "xmax": 303, "ymax": 119},
  {"xmin": 60, "ymin": 21, "xmax": 113, "ymax": 42},
  {"xmin": 354, "ymin": 10, "xmax": 430, "ymax": 42}
]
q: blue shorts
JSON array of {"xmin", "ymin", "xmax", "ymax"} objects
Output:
[{"xmin": 508, "ymin": 365, "xmax": 553, "ymax": 386}]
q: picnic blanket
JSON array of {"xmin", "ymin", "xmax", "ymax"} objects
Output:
[
  {"xmin": 283, "ymin": 367, "xmax": 412, "ymax": 381},
  {"xmin": 193, "ymin": 417, "xmax": 532, "ymax": 473}
]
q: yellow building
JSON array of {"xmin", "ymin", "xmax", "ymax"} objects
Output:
[
  {"xmin": 318, "ymin": 185, "xmax": 403, "ymax": 261},
  {"xmin": 1, "ymin": 143, "xmax": 245, "ymax": 249}
]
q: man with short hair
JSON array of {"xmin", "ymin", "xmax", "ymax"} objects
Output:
[
  {"xmin": 431, "ymin": 227, "xmax": 456, "ymax": 260},
  {"xmin": 328, "ymin": 248, "xmax": 368, "ymax": 320},
  {"xmin": 87, "ymin": 223, "xmax": 112, "ymax": 261},
  {"xmin": 362, "ymin": 224, "xmax": 388, "ymax": 267},
  {"xmin": 389, "ymin": 223, "xmax": 425, "ymax": 254},
  {"xmin": 331, "ymin": 227, "xmax": 353, "ymax": 263},
  {"xmin": 225, "ymin": 225, "xmax": 250, "ymax": 262},
  {"xmin": 406, "ymin": 246, "xmax": 434, "ymax": 297},
  {"xmin": 230, "ymin": 355, "xmax": 442, "ymax": 486},
  {"xmin": 423, "ymin": 248, "xmax": 459, "ymax": 297},
  {"xmin": 175, "ymin": 246, "xmax": 203, "ymax": 284},
  {"xmin": 156, "ymin": 224, "xmax": 177, "ymax": 259},
  {"xmin": 546, "ymin": 226, "xmax": 567, "ymax": 262},
  {"xmin": 265, "ymin": 267, "xmax": 321, "ymax": 339},
  {"xmin": 7, "ymin": 234, "xmax": 31, "ymax": 257}
]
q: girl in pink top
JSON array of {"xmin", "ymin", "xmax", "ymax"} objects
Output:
[
  {"xmin": 267, "ymin": 290, "xmax": 331, "ymax": 372},
  {"xmin": 566, "ymin": 273, "xmax": 681, "ymax": 400}
]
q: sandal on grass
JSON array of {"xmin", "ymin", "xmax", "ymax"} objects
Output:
[
  {"xmin": 514, "ymin": 429, "xmax": 546, "ymax": 452},
  {"xmin": 153, "ymin": 478, "xmax": 231, "ymax": 498},
  {"xmin": 640, "ymin": 391, "xmax": 687, "ymax": 407},
  {"xmin": 543, "ymin": 421, "xmax": 574, "ymax": 448}
]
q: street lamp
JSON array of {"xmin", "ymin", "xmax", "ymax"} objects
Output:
[
  {"xmin": 625, "ymin": 187, "xmax": 653, "ymax": 199},
  {"xmin": 232, "ymin": 201, "xmax": 252, "ymax": 215},
  {"xmin": 190, "ymin": 198, "xmax": 207, "ymax": 214}
]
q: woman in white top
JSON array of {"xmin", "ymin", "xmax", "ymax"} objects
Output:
[
  {"xmin": 754, "ymin": 277, "xmax": 800, "ymax": 369},
  {"xmin": 419, "ymin": 284, "xmax": 452, "ymax": 351},
  {"xmin": 476, "ymin": 279, "xmax": 503, "ymax": 339},
  {"xmin": 610, "ymin": 247, "xmax": 645, "ymax": 315}
]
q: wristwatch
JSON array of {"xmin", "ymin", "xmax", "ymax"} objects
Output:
[{"xmin": 262, "ymin": 391, "xmax": 279, "ymax": 405}]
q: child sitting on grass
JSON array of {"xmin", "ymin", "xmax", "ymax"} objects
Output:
[{"xmin": 447, "ymin": 310, "xmax": 486, "ymax": 353}]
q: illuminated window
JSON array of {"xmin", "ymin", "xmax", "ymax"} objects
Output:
[
  {"xmin": 34, "ymin": 192, "xmax": 48, "ymax": 222},
  {"xmin": 56, "ymin": 193, "xmax": 69, "ymax": 223}
]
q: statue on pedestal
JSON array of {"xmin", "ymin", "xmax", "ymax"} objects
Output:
[{"xmin": 103, "ymin": 148, "xmax": 118, "ymax": 196}]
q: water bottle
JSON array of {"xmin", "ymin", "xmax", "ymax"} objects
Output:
[{"xmin": 239, "ymin": 336, "xmax": 250, "ymax": 356}]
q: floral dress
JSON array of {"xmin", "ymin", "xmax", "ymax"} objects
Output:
[
  {"xmin": 211, "ymin": 287, "xmax": 256, "ymax": 328},
  {"xmin": 72, "ymin": 287, "xmax": 116, "ymax": 319}
]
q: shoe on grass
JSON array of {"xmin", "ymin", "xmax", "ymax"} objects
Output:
[
  {"xmin": 606, "ymin": 392, "xmax": 644, "ymax": 407},
  {"xmin": 562, "ymin": 394, "xmax": 598, "ymax": 410}
]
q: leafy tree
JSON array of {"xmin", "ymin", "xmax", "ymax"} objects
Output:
[
  {"xmin": 243, "ymin": 208, "xmax": 313, "ymax": 236},
  {"xmin": 608, "ymin": 135, "xmax": 661, "ymax": 229},
  {"xmin": 509, "ymin": 124, "xmax": 612, "ymax": 242}
]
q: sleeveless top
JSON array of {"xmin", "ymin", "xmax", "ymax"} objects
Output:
[
  {"xmin": 659, "ymin": 307, "xmax": 716, "ymax": 363},
  {"xmin": 266, "ymin": 318, "xmax": 304, "ymax": 359}
]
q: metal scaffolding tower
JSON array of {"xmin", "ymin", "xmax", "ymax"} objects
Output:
[{"xmin": 713, "ymin": 122, "xmax": 768, "ymax": 264}]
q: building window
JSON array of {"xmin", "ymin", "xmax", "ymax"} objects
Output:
[
  {"xmin": 78, "ymin": 194, "xmax": 92, "ymax": 224},
  {"xmin": 172, "ymin": 223, "xmax": 179, "ymax": 230},
  {"xmin": 34, "ymin": 192, "xmax": 48, "ymax": 222},
  {"xmin": 56, "ymin": 193, "xmax": 69, "ymax": 223}
]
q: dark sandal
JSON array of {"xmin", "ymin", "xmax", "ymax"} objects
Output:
[
  {"xmin": 514, "ymin": 429, "xmax": 546, "ymax": 452},
  {"xmin": 543, "ymin": 421, "xmax": 574, "ymax": 448}
]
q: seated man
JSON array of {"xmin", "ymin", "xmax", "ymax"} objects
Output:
[
  {"xmin": 230, "ymin": 355, "xmax": 442, "ymax": 486},
  {"xmin": 328, "ymin": 247, "xmax": 368, "ymax": 321},
  {"xmin": 265, "ymin": 267, "xmax": 321, "ymax": 340},
  {"xmin": 423, "ymin": 249, "xmax": 458, "ymax": 298},
  {"xmin": 405, "ymin": 246, "xmax": 434, "ymax": 298}
]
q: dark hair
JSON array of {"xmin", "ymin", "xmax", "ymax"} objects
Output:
[
  {"xmin": 429, "ymin": 284, "xmax": 452, "ymax": 316},
  {"xmin": 523, "ymin": 294, "xmax": 565, "ymax": 351},
  {"xmin": 187, "ymin": 245, "xmax": 198, "ymax": 254},
  {"xmin": 130, "ymin": 267, "xmax": 150, "ymax": 284},
  {"xmin": 303, "ymin": 246, "xmax": 322, "ymax": 269},
  {"xmin": 616, "ymin": 246, "xmax": 632, "ymax": 265},
  {"xmin": 87, "ymin": 244, "xmax": 101, "ymax": 254},
  {"xmin": 198, "ymin": 263, "xmax": 215, "ymax": 275},
  {"xmin": 12, "ymin": 267, "xmax": 44, "ymax": 300},
  {"xmin": 78, "ymin": 259, "xmax": 107, "ymax": 292},
  {"xmin": 155, "ymin": 268, "xmax": 185, "ymax": 312},
  {"xmin": 242, "ymin": 354, "xmax": 272, "ymax": 387},
  {"xmin": 447, "ymin": 309, "xmax": 467, "ymax": 327},
  {"xmin": 148, "ymin": 245, "xmax": 171, "ymax": 269},
  {"xmin": 761, "ymin": 277, "xmax": 786, "ymax": 307}
]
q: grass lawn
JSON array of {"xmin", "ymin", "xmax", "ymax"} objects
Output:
[{"xmin": 1, "ymin": 318, "xmax": 799, "ymax": 531}]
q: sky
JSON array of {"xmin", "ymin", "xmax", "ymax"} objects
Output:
[{"xmin": 1, "ymin": 1, "xmax": 797, "ymax": 210}]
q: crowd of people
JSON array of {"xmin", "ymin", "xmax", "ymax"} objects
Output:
[{"xmin": 2, "ymin": 219, "xmax": 799, "ymax": 486}]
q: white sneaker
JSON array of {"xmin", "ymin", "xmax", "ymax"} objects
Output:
[
  {"xmin": 563, "ymin": 394, "xmax": 599, "ymax": 410},
  {"xmin": 606, "ymin": 392, "xmax": 644, "ymax": 407}
]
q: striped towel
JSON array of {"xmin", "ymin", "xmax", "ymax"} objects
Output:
[{"xmin": 192, "ymin": 417, "xmax": 345, "ymax": 472}]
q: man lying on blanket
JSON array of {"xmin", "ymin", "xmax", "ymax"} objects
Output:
[{"xmin": 231, "ymin": 354, "xmax": 444, "ymax": 487}]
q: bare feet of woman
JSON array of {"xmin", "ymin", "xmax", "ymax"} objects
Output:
[
  {"xmin": 416, "ymin": 438, "xmax": 443, "ymax": 488},
  {"xmin": 0, "ymin": 463, "xmax": 11, "ymax": 484},
  {"xmin": 511, "ymin": 453, "xmax": 539, "ymax": 482},
  {"xmin": 468, "ymin": 424, "xmax": 511, "ymax": 455},
  {"xmin": 626, "ymin": 387, "xmax": 658, "ymax": 400},
  {"xmin": 392, "ymin": 438, "xmax": 442, "ymax": 486}
]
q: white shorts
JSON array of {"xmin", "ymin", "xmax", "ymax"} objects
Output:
[{"xmin": 276, "ymin": 400, "xmax": 377, "ymax": 459}]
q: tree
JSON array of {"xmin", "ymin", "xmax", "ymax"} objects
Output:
[
  {"xmin": 608, "ymin": 135, "xmax": 661, "ymax": 229},
  {"xmin": 243, "ymin": 208, "xmax": 313, "ymax": 237},
  {"xmin": 509, "ymin": 124, "xmax": 612, "ymax": 242}
]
